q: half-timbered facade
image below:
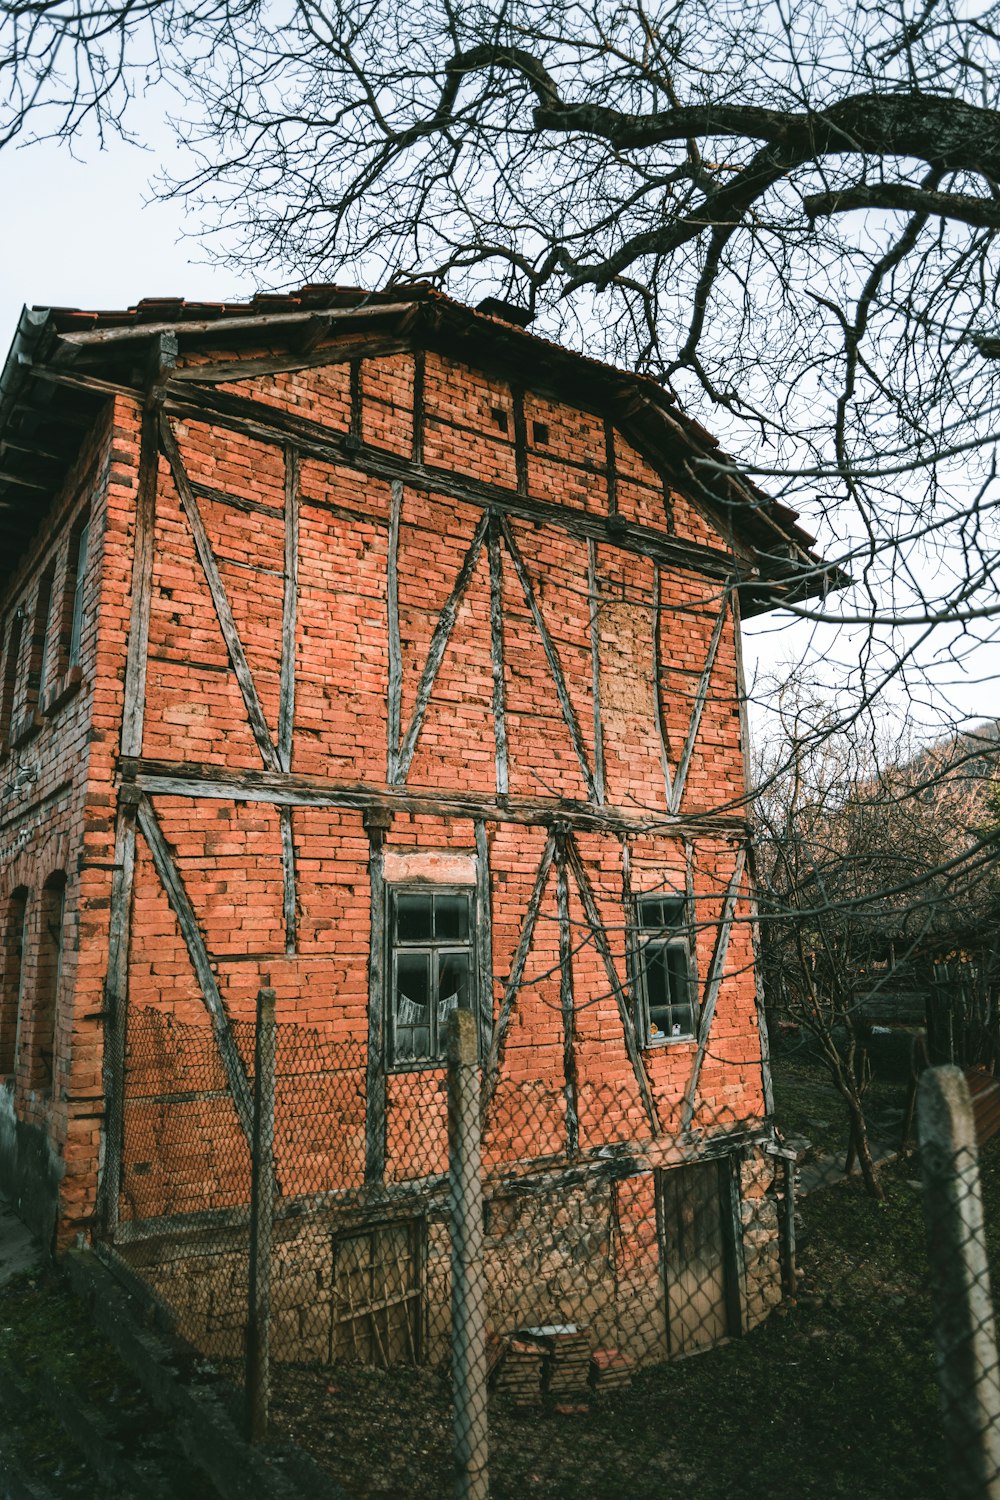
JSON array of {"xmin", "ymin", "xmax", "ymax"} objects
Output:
[{"xmin": 0, "ymin": 287, "xmax": 828, "ymax": 1358}]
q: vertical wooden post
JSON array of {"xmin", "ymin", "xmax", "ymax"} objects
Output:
[
  {"xmin": 918, "ymin": 1065, "xmax": 1000, "ymax": 1497},
  {"xmin": 447, "ymin": 1008, "xmax": 489, "ymax": 1500},
  {"xmin": 246, "ymin": 985, "xmax": 277, "ymax": 1443}
]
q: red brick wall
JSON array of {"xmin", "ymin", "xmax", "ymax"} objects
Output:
[{"xmin": 3, "ymin": 333, "xmax": 766, "ymax": 1238}]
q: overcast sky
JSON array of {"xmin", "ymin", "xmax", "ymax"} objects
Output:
[{"xmin": 0, "ymin": 121, "xmax": 237, "ymax": 351}]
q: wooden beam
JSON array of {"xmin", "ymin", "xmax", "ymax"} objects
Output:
[
  {"xmin": 482, "ymin": 831, "xmax": 556, "ymax": 1115},
  {"xmin": 120, "ymin": 407, "xmax": 160, "ymax": 759},
  {"xmin": 556, "ymin": 832, "xmax": 579, "ymax": 1155},
  {"xmin": 136, "ymin": 796, "xmax": 254, "ymax": 1139},
  {"xmin": 671, "ymin": 587, "xmax": 732, "ymax": 814},
  {"xmin": 280, "ymin": 806, "xmax": 297, "ymax": 955},
  {"xmin": 681, "ymin": 845, "xmax": 748, "ymax": 1133},
  {"xmin": 386, "ymin": 481, "xmax": 403, "ymax": 783},
  {"xmin": 97, "ymin": 796, "xmax": 138, "ymax": 1236},
  {"xmin": 499, "ymin": 515, "xmax": 598, "ymax": 803},
  {"xmin": 604, "ymin": 418, "xmax": 618, "ymax": 518},
  {"xmin": 56, "ymin": 301, "xmax": 418, "ymax": 347},
  {"xmin": 162, "ymin": 381, "xmax": 747, "ymax": 585},
  {"xmin": 511, "ymin": 386, "xmax": 528, "ymax": 494},
  {"xmin": 365, "ymin": 820, "xmax": 388, "ymax": 1185},
  {"xmin": 168, "ymin": 335, "xmax": 414, "ymax": 388},
  {"xmin": 394, "ymin": 511, "xmax": 490, "ymax": 784},
  {"xmin": 487, "ymin": 514, "xmax": 509, "ymax": 797},
  {"xmin": 652, "ymin": 562, "xmax": 675, "ymax": 811},
  {"xmin": 411, "ymin": 350, "xmax": 425, "ymax": 465},
  {"xmin": 587, "ymin": 539, "xmax": 606, "ymax": 807},
  {"xmin": 278, "ymin": 444, "xmax": 299, "ymax": 771},
  {"xmin": 159, "ymin": 414, "xmax": 281, "ymax": 775},
  {"xmin": 475, "ymin": 820, "xmax": 495, "ymax": 1060},
  {"xmin": 564, "ymin": 832, "xmax": 659, "ymax": 1138},
  {"xmin": 122, "ymin": 756, "xmax": 749, "ymax": 838},
  {"xmin": 192, "ymin": 480, "xmax": 284, "ymax": 522}
]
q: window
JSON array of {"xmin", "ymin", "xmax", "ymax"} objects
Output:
[
  {"xmin": 388, "ymin": 888, "xmax": 475, "ymax": 1066},
  {"xmin": 0, "ymin": 612, "xmax": 24, "ymax": 750},
  {"xmin": 27, "ymin": 565, "xmax": 56, "ymax": 715},
  {"xmin": 634, "ymin": 894, "xmax": 694, "ymax": 1044},
  {"xmin": 30, "ymin": 873, "xmax": 66, "ymax": 1093},
  {"xmin": 66, "ymin": 513, "xmax": 91, "ymax": 668},
  {"xmin": 0, "ymin": 889, "xmax": 29, "ymax": 1076}
]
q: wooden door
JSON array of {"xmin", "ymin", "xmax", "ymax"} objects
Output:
[
  {"xmin": 330, "ymin": 1221, "xmax": 423, "ymax": 1366},
  {"xmin": 659, "ymin": 1161, "xmax": 731, "ymax": 1355}
]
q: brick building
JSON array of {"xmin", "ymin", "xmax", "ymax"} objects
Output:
[{"xmin": 0, "ymin": 286, "xmax": 828, "ymax": 1361}]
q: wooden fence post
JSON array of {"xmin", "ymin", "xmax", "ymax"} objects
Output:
[
  {"xmin": 246, "ymin": 985, "xmax": 277, "ymax": 1443},
  {"xmin": 918, "ymin": 1064, "xmax": 1000, "ymax": 1497},
  {"xmin": 447, "ymin": 1008, "xmax": 489, "ymax": 1500}
]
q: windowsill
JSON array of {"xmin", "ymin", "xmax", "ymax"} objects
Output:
[
  {"xmin": 41, "ymin": 665, "xmax": 84, "ymax": 718},
  {"xmin": 387, "ymin": 1060, "xmax": 449, "ymax": 1076},
  {"xmin": 643, "ymin": 1035, "xmax": 697, "ymax": 1049}
]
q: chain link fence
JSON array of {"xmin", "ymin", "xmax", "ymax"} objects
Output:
[{"xmin": 106, "ymin": 998, "xmax": 1000, "ymax": 1498}]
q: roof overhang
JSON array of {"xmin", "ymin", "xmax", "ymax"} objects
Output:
[{"xmin": 0, "ymin": 284, "xmax": 844, "ymax": 611}]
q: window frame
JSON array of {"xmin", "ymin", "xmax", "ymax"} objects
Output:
[
  {"xmin": 386, "ymin": 884, "xmax": 477, "ymax": 1071},
  {"xmin": 632, "ymin": 892, "xmax": 697, "ymax": 1047}
]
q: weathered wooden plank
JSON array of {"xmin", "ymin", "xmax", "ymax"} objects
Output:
[
  {"xmin": 158, "ymin": 414, "xmax": 281, "ymax": 775},
  {"xmin": 365, "ymin": 822, "xmax": 388, "ymax": 1185},
  {"xmin": 394, "ymin": 511, "xmax": 490, "ymax": 783},
  {"xmin": 681, "ymin": 845, "xmax": 748, "ymax": 1132},
  {"xmin": 386, "ymin": 481, "xmax": 403, "ymax": 782},
  {"xmin": 512, "ymin": 386, "xmax": 528, "ymax": 493},
  {"xmin": 683, "ymin": 836, "xmax": 703, "ymax": 1006},
  {"xmin": 587, "ymin": 539, "xmax": 606, "ymax": 807},
  {"xmin": 191, "ymin": 480, "xmax": 284, "ymax": 522},
  {"xmin": 168, "ymin": 335, "xmax": 413, "ymax": 387},
  {"xmin": 120, "ymin": 408, "xmax": 160, "ymax": 758},
  {"xmin": 555, "ymin": 833, "xmax": 580, "ymax": 1156},
  {"xmin": 58, "ymin": 300, "xmax": 418, "ymax": 347},
  {"xmin": 482, "ymin": 831, "xmax": 556, "ymax": 1114},
  {"xmin": 163, "ymin": 382, "xmax": 743, "ymax": 583},
  {"xmin": 487, "ymin": 515, "xmax": 509, "ymax": 796},
  {"xmin": 278, "ymin": 444, "xmax": 299, "ymax": 771},
  {"xmin": 411, "ymin": 350, "xmax": 426, "ymax": 465},
  {"xmin": 604, "ymin": 418, "xmax": 618, "ymax": 517},
  {"xmin": 280, "ymin": 806, "xmax": 297, "ymax": 955},
  {"xmin": 125, "ymin": 756, "xmax": 748, "ymax": 837},
  {"xmin": 671, "ymin": 588, "xmax": 731, "ymax": 814},
  {"xmin": 136, "ymin": 795, "xmax": 254, "ymax": 1139},
  {"xmin": 499, "ymin": 515, "xmax": 598, "ymax": 803},
  {"xmin": 475, "ymin": 820, "xmax": 495, "ymax": 1060},
  {"xmin": 98, "ymin": 795, "xmax": 138, "ymax": 1235},
  {"xmin": 349, "ymin": 359, "xmax": 363, "ymax": 441},
  {"xmin": 652, "ymin": 563, "xmax": 675, "ymax": 811},
  {"xmin": 564, "ymin": 833, "xmax": 659, "ymax": 1138}
]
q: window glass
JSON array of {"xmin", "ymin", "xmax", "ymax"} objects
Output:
[
  {"xmin": 389, "ymin": 888, "xmax": 475, "ymax": 1066},
  {"xmin": 635, "ymin": 893, "xmax": 694, "ymax": 1045}
]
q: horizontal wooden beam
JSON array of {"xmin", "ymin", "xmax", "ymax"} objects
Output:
[
  {"xmin": 121, "ymin": 756, "xmax": 747, "ymax": 837},
  {"xmin": 53, "ymin": 301, "xmax": 418, "ymax": 348},
  {"xmin": 163, "ymin": 381, "xmax": 750, "ymax": 585}
]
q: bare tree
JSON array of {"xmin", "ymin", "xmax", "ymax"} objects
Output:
[{"xmin": 753, "ymin": 693, "xmax": 1000, "ymax": 1197}]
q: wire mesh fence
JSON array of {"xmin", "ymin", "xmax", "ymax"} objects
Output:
[{"xmin": 108, "ymin": 999, "xmax": 1000, "ymax": 1499}]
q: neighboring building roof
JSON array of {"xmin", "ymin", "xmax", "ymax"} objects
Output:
[{"xmin": 0, "ymin": 282, "xmax": 841, "ymax": 611}]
